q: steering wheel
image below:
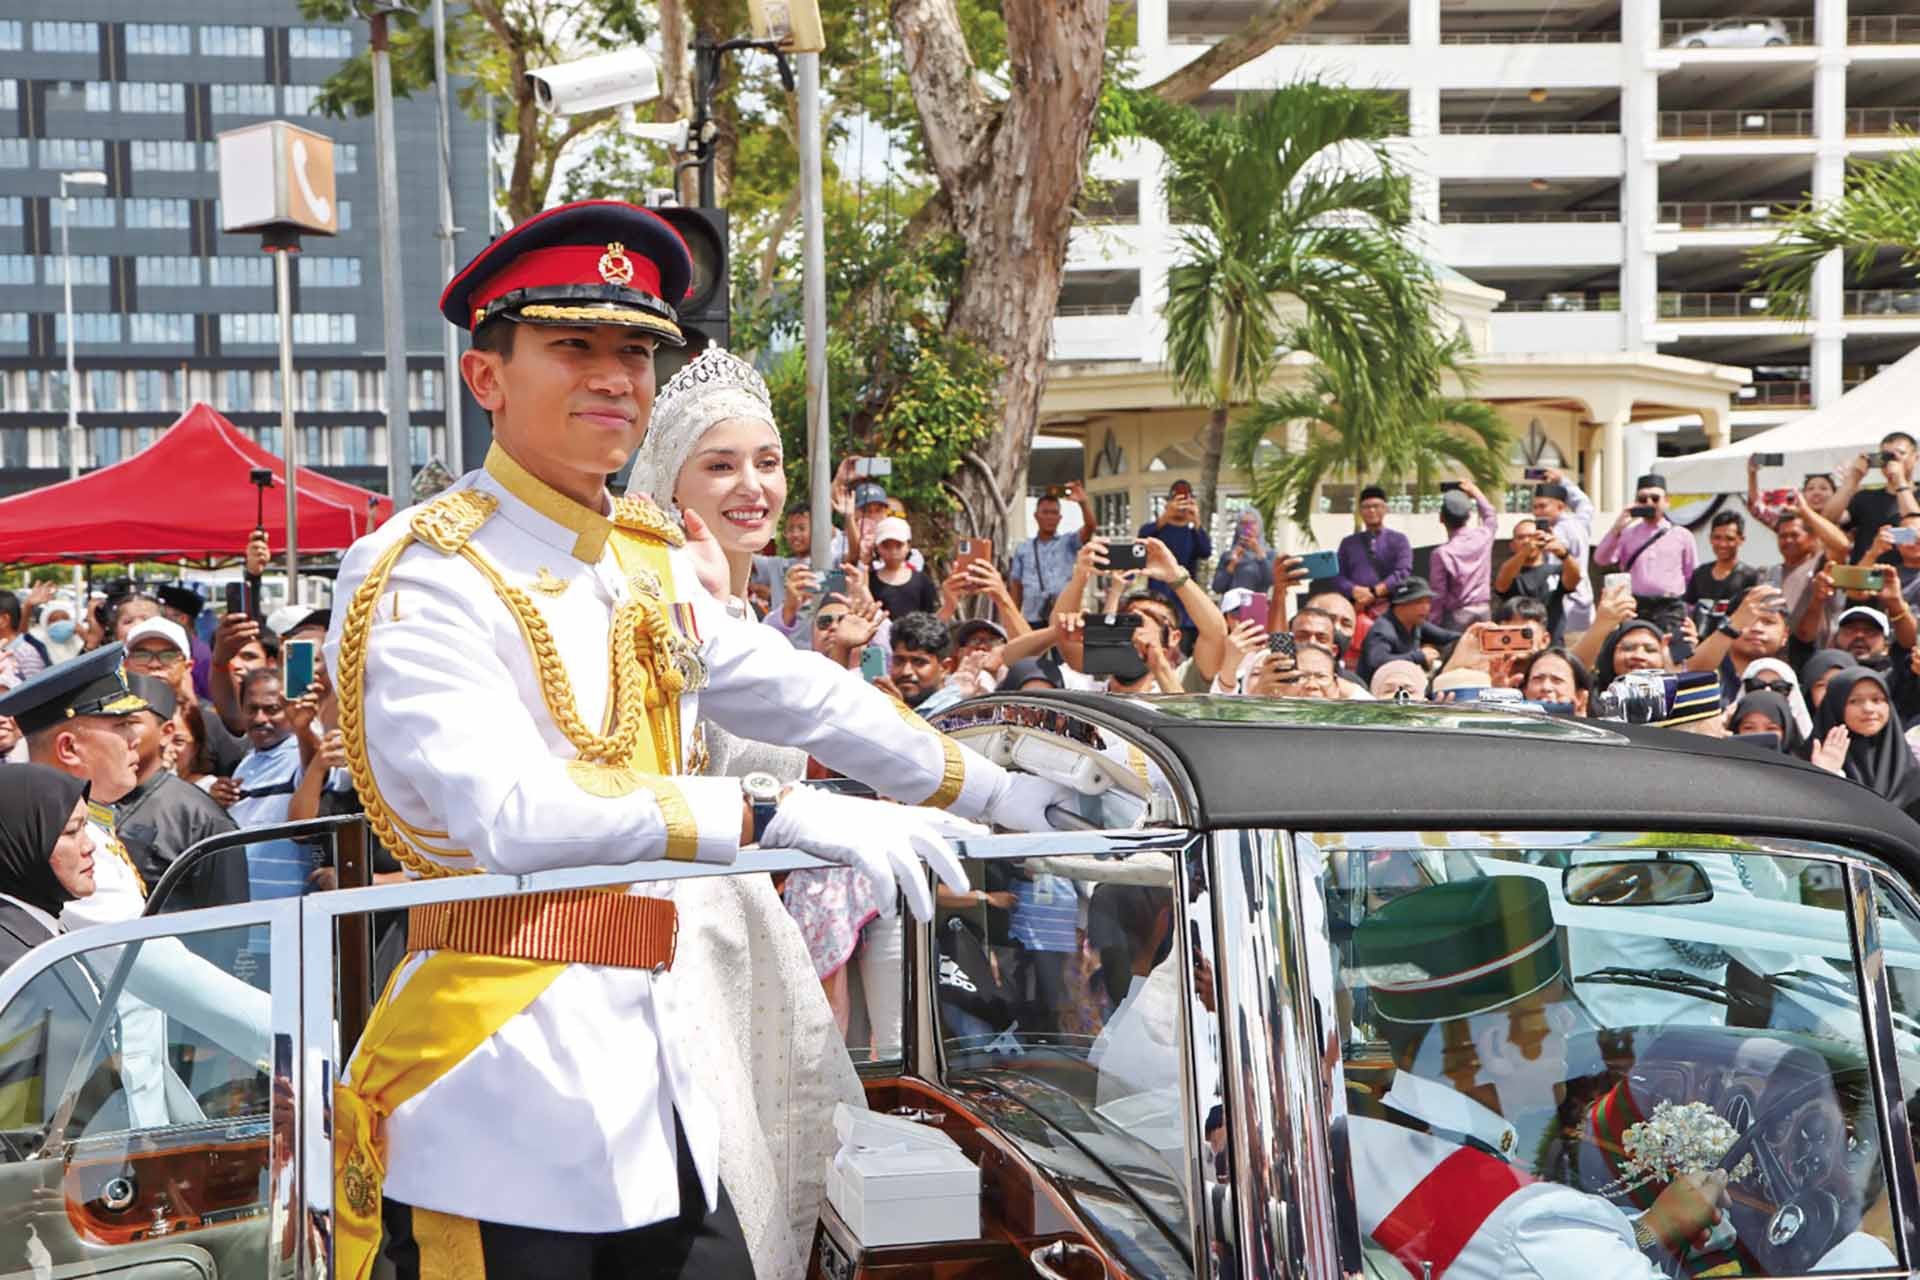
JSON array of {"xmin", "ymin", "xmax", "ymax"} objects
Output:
[{"xmin": 1713, "ymin": 1074, "xmax": 1859, "ymax": 1274}]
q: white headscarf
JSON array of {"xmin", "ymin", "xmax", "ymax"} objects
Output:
[
  {"xmin": 1732, "ymin": 656, "xmax": 1814, "ymax": 740},
  {"xmin": 626, "ymin": 346, "xmax": 776, "ymax": 521}
]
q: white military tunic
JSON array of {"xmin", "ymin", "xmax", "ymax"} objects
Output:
[{"xmin": 325, "ymin": 452, "xmax": 1011, "ymax": 1234}]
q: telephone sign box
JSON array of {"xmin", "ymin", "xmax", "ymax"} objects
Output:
[{"xmin": 217, "ymin": 121, "xmax": 339, "ymax": 236}]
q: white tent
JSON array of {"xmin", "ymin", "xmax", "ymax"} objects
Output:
[{"xmin": 1661, "ymin": 345, "xmax": 1920, "ymax": 495}]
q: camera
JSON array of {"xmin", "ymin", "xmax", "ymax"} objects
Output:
[
  {"xmin": 1892, "ymin": 527, "xmax": 1920, "ymax": 547},
  {"xmin": 1591, "ymin": 670, "xmax": 1720, "ymax": 726},
  {"xmin": 1870, "ymin": 451, "xmax": 1896, "ymax": 468},
  {"xmin": 526, "ymin": 48, "xmax": 660, "ymax": 116},
  {"xmin": 851, "ymin": 457, "xmax": 892, "ymax": 479},
  {"xmin": 1628, "ymin": 504, "xmax": 1658, "ymax": 519},
  {"xmin": 1754, "ymin": 452, "xmax": 1786, "ymax": 467}
]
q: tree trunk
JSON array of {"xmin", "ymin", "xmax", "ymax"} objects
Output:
[
  {"xmin": 1146, "ymin": 0, "xmax": 1338, "ymax": 104},
  {"xmin": 895, "ymin": 0, "xmax": 1110, "ymax": 550},
  {"xmin": 1198, "ymin": 403, "xmax": 1230, "ymax": 526}
]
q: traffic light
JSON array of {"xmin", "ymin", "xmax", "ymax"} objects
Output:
[{"xmin": 652, "ymin": 205, "xmax": 728, "ymax": 383}]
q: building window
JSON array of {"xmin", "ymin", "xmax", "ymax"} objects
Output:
[
  {"xmin": 126, "ymin": 23, "xmax": 192, "ymax": 56},
  {"xmin": 50, "ymin": 198, "xmax": 116, "ymax": 229},
  {"xmin": 0, "ymin": 428, "xmax": 25, "ymax": 469},
  {"xmin": 284, "ymin": 85, "xmax": 324, "ymax": 115},
  {"xmin": 0, "ymin": 81, "xmax": 15, "ymax": 111},
  {"xmin": 88, "ymin": 370, "xmax": 120, "ymax": 412},
  {"xmin": 91, "ymin": 427, "xmax": 121, "ymax": 467},
  {"xmin": 32, "ymin": 21, "xmax": 99, "ymax": 53},
  {"xmin": 413, "ymin": 368, "xmax": 443, "ymax": 410},
  {"xmin": 132, "ymin": 369, "xmax": 172, "ymax": 411},
  {"xmin": 337, "ymin": 202, "xmax": 352, "ymax": 230},
  {"xmin": 293, "ymin": 313, "xmax": 357, "ymax": 345},
  {"xmin": 302, "ymin": 425, "xmax": 325, "ymax": 465},
  {"xmin": 0, "ymin": 22, "xmax": 21, "ymax": 51},
  {"xmin": 208, "ymin": 256, "xmax": 273, "ymax": 288},
  {"xmin": 410, "ymin": 426, "xmax": 431, "ymax": 466},
  {"xmin": 0, "ymin": 314, "xmax": 26, "ymax": 344},
  {"xmin": 334, "ymin": 143, "xmax": 359, "ymax": 173},
  {"xmin": 0, "ymin": 256, "xmax": 29, "ymax": 285},
  {"xmin": 210, "ymin": 83, "xmax": 275, "ymax": 115},
  {"xmin": 53, "ymin": 313, "xmax": 123, "ymax": 345},
  {"xmin": 0, "ymin": 198, "xmax": 21, "ymax": 227},
  {"xmin": 340, "ymin": 425, "xmax": 369, "ymax": 466},
  {"xmin": 289, "ymin": 27, "xmax": 354, "ymax": 59},
  {"xmin": 38, "ymin": 138, "xmax": 105, "ymax": 169},
  {"xmin": 254, "ymin": 427, "xmax": 282, "ymax": 457},
  {"xmin": 125, "ymin": 198, "xmax": 192, "ymax": 229},
  {"xmin": 131, "ymin": 140, "xmax": 197, "ymax": 171},
  {"xmin": 220, "ymin": 314, "xmax": 278, "ymax": 345},
  {"xmin": 0, "ymin": 139, "xmax": 25, "ymax": 169},
  {"xmin": 50, "ymin": 81, "xmax": 114, "ymax": 112},
  {"xmin": 322, "ymin": 369, "xmax": 353, "ymax": 410},
  {"xmin": 220, "ymin": 369, "xmax": 254, "ymax": 411},
  {"xmin": 43, "ymin": 255, "xmax": 110, "ymax": 286},
  {"xmin": 135, "ymin": 255, "xmax": 201, "ymax": 286},
  {"xmin": 200, "ymin": 25, "xmax": 264, "ymax": 58},
  {"xmin": 128, "ymin": 313, "xmax": 193, "ymax": 344},
  {"xmin": 120, "ymin": 82, "xmax": 186, "ymax": 114},
  {"xmin": 299, "ymin": 256, "xmax": 361, "ymax": 288}
]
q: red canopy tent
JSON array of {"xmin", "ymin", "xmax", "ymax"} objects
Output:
[{"xmin": 0, "ymin": 403, "xmax": 395, "ymax": 565}]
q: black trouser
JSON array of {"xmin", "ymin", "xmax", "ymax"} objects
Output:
[
  {"xmin": 382, "ymin": 1130, "xmax": 755, "ymax": 1280},
  {"xmin": 1009, "ymin": 947, "xmax": 1072, "ymax": 1032}
]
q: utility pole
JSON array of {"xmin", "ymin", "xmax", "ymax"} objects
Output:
[
  {"xmin": 797, "ymin": 52, "xmax": 831, "ymax": 572},
  {"xmin": 270, "ymin": 233, "xmax": 301, "ymax": 599},
  {"xmin": 369, "ymin": 6, "xmax": 412, "ymax": 503},
  {"xmin": 431, "ymin": 0, "xmax": 464, "ymax": 473}
]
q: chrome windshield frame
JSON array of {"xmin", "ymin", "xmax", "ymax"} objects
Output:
[{"xmin": 1852, "ymin": 863, "xmax": 1920, "ymax": 1273}]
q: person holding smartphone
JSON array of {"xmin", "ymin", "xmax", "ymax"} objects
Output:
[
  {"xmin": 1138, "ymin": 479, "xmax": 1213, "ymax": 648},
  {"xmin": 1594, "ymin": 474, "xmax": 1696, "ymax": 654},
  {"xmin": 1427, "ymin": 478, "xmax": 1497, "ymax": 631},
  {"xmin": 1009, "ymin": 481, "xmax": 1095, "ymax": 625},
  {"xmin": 1825, "ymin": 431, "xmax": 1920, "ymax": 563},
  {"xmin": 1683, "ymin": 582, "xmax": 1793, "ymax": 706}
]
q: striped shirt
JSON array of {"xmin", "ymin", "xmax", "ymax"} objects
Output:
[
  {"xmin": 1010, "ymin": 873, "xmax": 1079, "ymax": 952},
  {"xmin": 231, "ymin": 734, "xmax": 310, "ymax": 899}
]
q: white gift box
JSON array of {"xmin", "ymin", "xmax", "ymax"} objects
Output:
[{"xmin": 825, "ymin": 1103, "xmax": 981, "ymax": 1247}]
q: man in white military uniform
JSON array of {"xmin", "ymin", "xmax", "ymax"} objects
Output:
[
  {"xmin": 325, "ymin": 199, "xmax": 1067, "ymax": 1280},
  {"xmin": 1344, "ymin": 876, "xmax": 1897, "ymax": 1278}
]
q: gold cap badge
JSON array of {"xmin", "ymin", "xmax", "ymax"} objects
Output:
[{"xmin": 598, "ymin": 242, "xmax": 635, "ymax": 287}]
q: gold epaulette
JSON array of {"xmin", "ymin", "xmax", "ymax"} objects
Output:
[
  {"xmin": 410, "ymin": 488, "xmax": 499, "ymax": 555},
  {"xmin": 612, "ymin": 494, "xmax": 685, "ymax": 547}
]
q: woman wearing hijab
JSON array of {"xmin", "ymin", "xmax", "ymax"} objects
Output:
[
  {"xmin": 0, "ymin": 764, "xmax": 94, "ymax": 970},
  {"xmin": 1800, "ymin": 649, "xmax": 1857, "ymax": 714},
  {"xmin": 1734, "ymin": 656, "xmax": 1814, "ymax": 741},
  {"xmin": 1211, "ymin": 510, "xmax": 1273, "ymax": 596},
  {"xmin": 1728, "ymin": 688, "xmax": 1804, "ymax": 755},
  {"xmin": 625, "ymin": 346, "xmax": 862, "ymax": 1278},
  {"xmin": 1590, "ymin": 618, "xmax": 1669, "ymax": 687},
  {"xmin": 1804, "ymin": 667, "xmax": 1920, "ymax": 817}
]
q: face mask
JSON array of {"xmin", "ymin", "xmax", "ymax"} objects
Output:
[{"xmin": 46, "ymin": 620, "xmax": 75, "ymax": 643}]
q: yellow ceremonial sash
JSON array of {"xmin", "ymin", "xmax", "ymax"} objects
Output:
[{"xmin": 333, "ymin": 517, "xmax": 691, "ymax": 1280}]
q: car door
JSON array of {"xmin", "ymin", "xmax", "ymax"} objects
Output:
[{"xmin": 0, "ymin": 896, "xmax": 301, "ymax": 1280}]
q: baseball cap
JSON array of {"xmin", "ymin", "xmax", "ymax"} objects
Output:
[
  {"xmin": 124, "ymin": 617, "xmax": 193, "ymax": 658},
  {"xmin": 873, "ymin": 516, "xmax": 913, "ymax": 546},
  {"xmin": 954, "ymin": 618, "xmax": 1008, "ymax": 648},
  {"xmin": 1219, "ymin": 587, "xmax": 1261, "ymax": 617},
  {"xmin": 1837, "ymin": 605, "xmax": 1891, "ymax": 634},
  {"xmin": 853, "ymin": 482, "xmax": 889, "ymax": 510},
  {"xmin": 1389, "ymin": 576, "xmax": 1434, "ymax": 605}
]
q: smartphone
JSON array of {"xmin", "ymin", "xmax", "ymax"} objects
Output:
[
  {"xmin": 1628, "ymin": 505, "xmax": 1658, "ymax": 519},
  {"xmin": 1892, "ymin": 527, "xmax": 1919, "ymax": 546},
  {"xmin": 1482, "ymin": 625, "xmax": 1533, "ymax": 654},
  {"xmin": 1297, "ymin": 549, "xmax": 1339, "ymax": 580},
  {"xmin": 851, "ymin": 457, "xmax": 892, "ymax": 478},
  {"xmin": 1104, "ymin": 539, "xmax": 1149, "ymax": 572},
  {"xmin": 1081, "ymin": 614, "xmax": 1143, "ymax": 676},
  {"xmin": 1439, "ymin": 480, "xmax": 1462, "ymax": 493},
  {"xmin": 1831, "ymin": 564, "xmax": 1887, "ymax": 592},
  {"xmin": 1267, "ymin": 631, "xmax": 1297, "ymax": 659},
  {"xmin": 1870, "ymin": 451, "xmax": 1895, "ymax": 468},
  {"xmin": 1754, "ymin": 452, "xmax": 1786, "ymax": 467},
  {"xmin": 817, "ymin": 568, "xmax": 849, "ymax": 602},
  {"xmin": 1604, "ymin": 572, "xmax": 1633, "ymax": 596},
  {"xmin": 954, "ymin": 537, "xmax": 993, "ymax": 577},
  {"xmin": 224, "ymin": 580, "xmax": 253, "ymax": 619},
  {"xmin": 1764, "ymin": 488, "xmax": 1798, "ymax": 506},
  {"xmin": 284, "ymin": 639, "xmax": 318, "ymax": 699},
  {"xmin": 859, "ymin": 644, "xmax": 889, "ymax": 683},
  {"xmin": 1236, "ymin": 594, "xmax": 1271, "ymax": 631},
  {"xmin": 1523, "ymin": 467, "xmax": 1549, "ymax": 482}
]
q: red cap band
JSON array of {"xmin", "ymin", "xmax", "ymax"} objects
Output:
[{"xmin": 467, "ymin": 242, "xmax": 665, "ymax": 319}]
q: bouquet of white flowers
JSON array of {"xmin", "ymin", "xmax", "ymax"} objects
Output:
[{"xmin": 1620, "ymin": 1099, "xmax": 1753, "ymax": 1185}]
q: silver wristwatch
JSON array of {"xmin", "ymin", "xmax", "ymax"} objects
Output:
[{"xmin": 742, "ymin": 771, "xmax": 783, "ymax": 845}]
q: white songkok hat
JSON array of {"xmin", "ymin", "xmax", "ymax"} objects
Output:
[{"xmin": 626, "ymin": 345, "xmax": 775, "ymax": 521}]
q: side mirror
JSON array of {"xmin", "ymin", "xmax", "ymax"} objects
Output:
[{"xmin": 1563, "ymin": 859, "xmax": 1713, "ymax": 907}]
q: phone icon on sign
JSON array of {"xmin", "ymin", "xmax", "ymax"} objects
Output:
[{"xmin": 291, "ymin": 138, "xmax": 332, "ymax": 225}]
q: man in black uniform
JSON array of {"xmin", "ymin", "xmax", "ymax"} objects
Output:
[{"xmin": 113, "ymin": 675, "xmax": 247, "ymax": 913}]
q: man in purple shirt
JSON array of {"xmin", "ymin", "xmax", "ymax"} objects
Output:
[
  {"xmin": 1334, "ymin": 485, "xmax": 1412, "ymax": 614},
  {"xmin": 1594, "ymin": 472, "xmax": 1698, "ymax": 652},
  {"xmin": 1428, "ymin": 479, "xmax": 1497, "ymax": 630}
]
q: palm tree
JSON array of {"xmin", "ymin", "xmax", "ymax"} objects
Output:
[
  {"xmin": 1139, "ymin": 80, "xmax": 1438, "ymax": 523},
  {"xmin": 1747, "ymin": 142, "xmax": 1920, "ymax": 316},
  {"xmin": 1226, "ymin": 324, "xmax": 1511, "ymax": 538}
]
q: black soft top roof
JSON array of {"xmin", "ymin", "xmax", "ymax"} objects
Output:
[{"xmin": 977, "ymin": 692, "xmax": 1920, "ymax": 888}]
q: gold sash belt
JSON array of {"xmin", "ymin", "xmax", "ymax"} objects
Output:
[{"xmin": 407, "ymin": 890, "xmax": 678, "ymax": 971}]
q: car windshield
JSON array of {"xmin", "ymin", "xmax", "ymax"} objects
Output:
[
  {"xmin": 1307, "ymin": 833, "xmax": 1906, "ymax": 1277},
  {"xmin": 933, "ymin": 843, "xmax": 1205, "ymax": 1276}
]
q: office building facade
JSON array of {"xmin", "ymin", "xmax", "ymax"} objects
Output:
[{"xmin": 0, "ymin": 3, "xmax": 491, "ymax": 500}]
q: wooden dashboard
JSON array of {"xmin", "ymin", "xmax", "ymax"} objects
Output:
[
  {"xmin": 64, "ymin": 1126, "xmax": 270, "ymax": 1245},
  {"xmin": 806, "ymin": 1077, "xmax": 1125, "ymax": 1279}
]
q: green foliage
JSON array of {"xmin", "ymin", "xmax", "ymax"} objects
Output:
[
  {"xmin": 1227, "ymin": 324, "xmax": 1511, "ymax": 540},
  {"xmin": 1748, "ymin": 135, "xmax": 1920, "ymax": 318}
]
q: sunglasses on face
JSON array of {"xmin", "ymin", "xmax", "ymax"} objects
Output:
[
  {"xmin": 1635, "ymin": 493, "xmax": 1661, "ymax": 504},
  {"xmin": 1742, "ymin": 677, "xmax": 1793, "ymax": 695},
  {"xmin": 815, "ymin": 613, "xmax": 845, "ymax": 628}
]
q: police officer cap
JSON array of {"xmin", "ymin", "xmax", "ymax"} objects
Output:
[
  {"xmin": 440, "ymin": 199, "xmax": 693, "ymax": 345},
  {"xmin": 1350, "ymin": 878, "xmax": 1561, "ymax": 1024},
  {"xmin": 126, "ymin": 674, "xmax": 178, "ymax": 722},
  {"xmin": 0, "ymin": 644, "xmax": 149, "ymax": 737}
]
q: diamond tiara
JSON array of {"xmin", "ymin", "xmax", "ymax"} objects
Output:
[{"xmin": 653, "ymin": 344, "xmax": 771, "ymax": 418}]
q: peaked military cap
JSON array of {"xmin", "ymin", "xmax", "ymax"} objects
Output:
[
  {"xmin": 1351, "ymin": 877, "xmax": 1561, "ymax": 1024},
  {"xmin": 440, "ymin": 199, "xmax": 693, "ymax": 345},
  {"xmin": 0, "ymin": 643, "xmax": 149, "ymax": 736}
]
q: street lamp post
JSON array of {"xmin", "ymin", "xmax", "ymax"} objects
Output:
[{"xmin": 58, "ymin": 170, "xmax": 107, "ymax": 588}]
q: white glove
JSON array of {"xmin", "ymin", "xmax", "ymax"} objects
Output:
[
  {"xmin": 979, "ymin": 771, "xmax": 1078, "ymax": 833},
  {"xmin": 762, "ymin": 785, "xmax": 978, "ymax": 921}
]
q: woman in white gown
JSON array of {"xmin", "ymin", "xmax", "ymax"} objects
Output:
[{"xmin": 627, "ymin": 347, "xmax": 865, "ymax": 1279}]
